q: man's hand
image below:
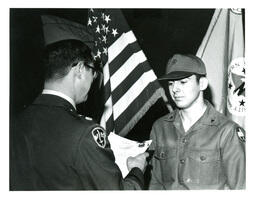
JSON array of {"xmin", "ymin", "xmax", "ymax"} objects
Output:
[{"xmin": 126, "ymin": 152, "xmax": 149, "ymax": 172}]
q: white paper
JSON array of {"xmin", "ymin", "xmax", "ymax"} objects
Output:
[{"xmin": 108, "ymin": 132, "xmax": 152, "ymax": 178}]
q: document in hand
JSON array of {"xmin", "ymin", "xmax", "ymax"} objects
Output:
[{"xmin": 108, "ymin": 132, "xmax": 152, "ymax": 178}]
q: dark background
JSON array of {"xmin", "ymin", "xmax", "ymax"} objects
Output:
[{"xmin": 10, "ymin": 8, "xmax": 216, "ymax": 141}]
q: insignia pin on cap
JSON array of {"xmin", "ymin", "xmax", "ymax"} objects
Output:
[{"xmin": 158, "ymin": 54, "xmax": 207, "ymax": 81}]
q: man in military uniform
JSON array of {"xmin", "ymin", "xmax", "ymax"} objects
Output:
[
  {"xmin": 10, "ymin": 37, "xmax": 148, "ymax": 190},
  {"xmin": 148, "ymin": 54, "xmax": 245, "ymax": 190}
]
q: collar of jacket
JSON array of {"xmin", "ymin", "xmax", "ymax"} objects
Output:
[
  {"xmin": 163, "ymin": 100, "xmax": 220, "ymax": 126},
  {"xmin": 32, "ymin": 94, "xmax": 77, "ymax": 113}
]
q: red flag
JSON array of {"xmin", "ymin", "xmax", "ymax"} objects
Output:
[
  {"xmin": 87, "ymin": 9, "xmax": 168, "ymax": 136},
  {"xmin": 197, "ymin": 9, "xmax": 245, "ymax": 129}
]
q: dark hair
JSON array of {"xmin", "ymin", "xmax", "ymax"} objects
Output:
[
  {"xmin": 43, "ymin": 39, "xmax": 93, "ymax": 81},
  {"xmin": 195, "ymin": 74, "xmax": 206, "ymax": 83}
]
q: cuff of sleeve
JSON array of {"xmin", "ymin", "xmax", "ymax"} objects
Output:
[{"xmin": 126, "ymin": 167, "xmax": 144, "ymax": 189}]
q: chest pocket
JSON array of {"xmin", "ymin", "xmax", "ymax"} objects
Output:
[
  {"xmin": 186, "ymin": 149, "xmax": 221, "ymax": 185},
  {"xmin": 153, "ymin": 147, "xmax": 177, "ymax": 183}
]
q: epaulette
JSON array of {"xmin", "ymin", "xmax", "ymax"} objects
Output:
[{"xmin": 77, "ymin": 114, "xmax": 93, "ymax": 121}]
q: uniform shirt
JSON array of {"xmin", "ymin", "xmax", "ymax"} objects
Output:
[
  {"xmin": 148, "ymin": 100, "xmax": 245, "ymax": 190},
  {"xmin": 10, "ymin": 94, "xmax": 144, "ymax": 190}
]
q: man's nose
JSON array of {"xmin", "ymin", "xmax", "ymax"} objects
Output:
[{"xmin": 172, "ymin": 81, "xmax": 180, "ymax": 93}]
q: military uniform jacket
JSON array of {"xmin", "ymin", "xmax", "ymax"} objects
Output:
[
  {"xmin": 148, "ymin": 101, "xmax": 245, "ymax": 190},
  {"xmin": 10, "ymin": 94, "xmax": 144, "ymax": 190}
]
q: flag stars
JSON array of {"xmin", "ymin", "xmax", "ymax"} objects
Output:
[
  {"xmin": 96, "ymin": 49, "xmax": 101, "ymax": 58},
  {"xmin": 112, "ymin": 28, "xmax": 118, "ymax": 37},
  {"xmin": 105, "ymin": 15, "xmax": 111, "ymax": 23},
  {"xmin": 96, "ymin": 25, "xmax": 100, "ymax": 33},
  {"xmin": 88, "ymin": 18, "xmax": 92, "ymax": 26},
  {"xmin": 93, "ymin": 55, "xmax": 98, "ymax": 60},
  {"xmin": 105, "ymin": 26, "xmax": 110, "ymax": 34},
  {"xmin": 101, "ymin": 24, "xmax": 106, "ymax": 32},
  {"xmin": 92, "ymin": 16, "xmax": 98, "ymax": 23},
  {"xmin": 102, "ymin": 35, "xmax": 107, "ymax": 43},
  {"xmin": 90, "ymin": 8, "xmax": 94, "ymax": 12},
  {"xmin": 101, "ymin": 12, "xmax": 105, "ymax": 20},
  {"xmin": 103, "ymin": 47, "xmax": 108, "ymax": 55}
]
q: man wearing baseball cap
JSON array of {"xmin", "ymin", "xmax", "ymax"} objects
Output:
[{"xmin": 148, "ymin": 54, "xmax": 245, "ymax": 190}]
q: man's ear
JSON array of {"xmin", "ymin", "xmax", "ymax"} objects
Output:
[
  {"xmin": 199, "ymin": 77, "xmax": 208, "ymax": 91},
  {"xmin": 73, "ymin": 61, "xmax": 84, "ymax": 78}
]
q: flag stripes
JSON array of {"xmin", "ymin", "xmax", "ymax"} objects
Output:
[
  {"xmin": 108, "ymin": 31, "xmax": 137, "ymax": 63},
  {"xmin": 102, "ymin": 52, "xmax": 150, "ymax": 108},
  {"xmin": 88, "ymin": 9, "xmax": 166, "ymax": 136},
  {"xmin": 109, "ymin": 42, "xmax": 142, "ymax": 76},
  {"xmin": 109, "ymin": 51, "xmax": 147, "ymax": 91},
  {"xmin": 111, "ymin": 62, "xmax": 151, "ymax": 103},
  {"xmin": 112, "ymin": 70, "xmax": 158, "ymax": 120},
  {"xmin": 114, "ymin": 82, "xmax": 164, "ymax": 136}
]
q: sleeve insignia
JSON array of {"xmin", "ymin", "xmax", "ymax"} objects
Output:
[
  {"xmin": 91, "ymin": 127, "xmax": 106, "ymax": 148},
  {"xmin": 236, "ymin": 127, "xmax": 245, "ymax": 142}
]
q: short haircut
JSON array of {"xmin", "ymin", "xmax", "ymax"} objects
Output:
[
  {"xmin": 43, "ymin": 39, "xmax": 93, "ymax": 81},
  {"xmin": 195, "ymin": 74, "xmax": 206, "ymax": 83}
]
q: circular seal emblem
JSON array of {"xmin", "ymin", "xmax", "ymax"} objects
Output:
[
  {"xmin": 230, "ymin": 8, "xmax": 242, "ymax": 15},
  {"xmin": 227, "ymin": 57, "xmax": 246, "ymax": 116}
]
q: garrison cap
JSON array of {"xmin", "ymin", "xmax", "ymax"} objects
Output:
[{"xmin": 41, "ymin": 15, "xmax": 94, "ymax": 48}]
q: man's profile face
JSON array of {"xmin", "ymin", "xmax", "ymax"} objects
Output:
[{"xmin": 168, "ymin": 75, "xmax": 201, "ymax": 109}]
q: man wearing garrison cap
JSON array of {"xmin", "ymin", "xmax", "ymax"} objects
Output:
[
  {"xmin": 10, "ymin": 15, "xmax": 148, "ymax": 190},
  {"xmin": 148, "ymin": 54, "xmax": 245, "ymax": 190}
]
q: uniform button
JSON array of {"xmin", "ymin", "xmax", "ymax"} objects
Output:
[
  {"xmin": 182, "ymin": 138, "xmax": 187, "ymax": 144},
  {"xmin": 180, "ymin": 159, "xmax": 185, "ymax": 164},
  {"xmin": 200, "ymin": 155, "xmax": 206, "ymax": 161},
  {"xmin": 179, "ymin": 178, "xmax": 184, "ymax": 183}
]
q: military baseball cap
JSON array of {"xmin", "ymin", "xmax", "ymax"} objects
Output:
[{"xmin": 158, "ymin": 54, "xmax": 206, "ymax": 81}]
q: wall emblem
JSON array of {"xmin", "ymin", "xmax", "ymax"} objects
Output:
[
  {"xmin": 230, "ymin": 8, "xmax": 242, "ymax": 15},
  {"xmin": 227, "ymin": 57, "xmax": 246, "ymax": 116}
]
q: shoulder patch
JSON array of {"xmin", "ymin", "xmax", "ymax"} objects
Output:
[
  {"xmin": 236, "ymin": 127, "xmax": 245, "ymax": 142},
  {"xmin": 91, "ymin": 127, "xmax": 106, "ymax": 148}
]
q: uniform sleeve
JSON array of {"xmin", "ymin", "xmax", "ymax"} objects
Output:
[
  {"xmin": 148, "ymin": 124, "xmax": 165, "ymax": 190},
  {"xmin": 220, "ymin": 123, "xmax": 246, "ymax": 189},
  {"xmin": 73, "ymin": 125, "xmax": 144, "ymax": 190}
]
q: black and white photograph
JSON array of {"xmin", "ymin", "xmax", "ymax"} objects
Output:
[{"xmin": 4, "ymin": 0, "xmax": 255, "ymax": 199}]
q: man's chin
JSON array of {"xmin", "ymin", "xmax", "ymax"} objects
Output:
[{"xmin": 175, "ymin": 102, "xmax": 187, "ymax": 109}]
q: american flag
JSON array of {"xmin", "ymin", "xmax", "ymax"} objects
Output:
[{"xmin": 87, "ymin": 9, "xmax": 166, "ymax": 136}]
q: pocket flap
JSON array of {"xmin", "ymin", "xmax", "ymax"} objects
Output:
[
  {"xmin": 154, "ymin": 147, "xmax": 176, "ymax": 160},
  {"xmin": 188, "ymin": 149, "xmax": 220, "ymax": 163}
]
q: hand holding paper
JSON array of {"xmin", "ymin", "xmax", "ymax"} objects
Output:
[
  {"xmin": 127, "ymin": 152, "xmax": 149, "ymax": 172},
  {"xmin": 108, "ymin": 132, "xmax": 152, "ymax": 177}
]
